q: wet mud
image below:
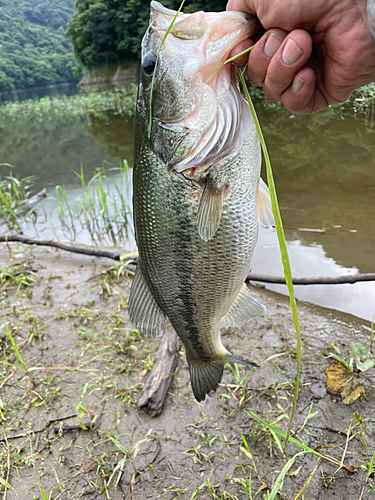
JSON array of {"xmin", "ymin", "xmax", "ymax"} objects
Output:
[{"xmin": 0, "ymin": 245, "xmax": 374, "ymax": 499}]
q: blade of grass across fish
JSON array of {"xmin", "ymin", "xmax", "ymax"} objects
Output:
[
  {"xmin": 224, "ymin": 44, "xmax": 254, "ymax": 64},
  {"xmin": 237, "ymin": 68, "xmax": 301, "ymax": 453},
  {"xmin": 148, "ymin": 0, "xmax": 186, "ymax": 139}
]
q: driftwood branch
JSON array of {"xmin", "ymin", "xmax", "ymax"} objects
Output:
[
  {"xmin": 138, "ymin": 330, "xmax": 180, "ymax": 417},
  {"xmin": 245, "ymin": 273, "xmax": 375, "ymax": 285},
  {"xmin": 1, "ymin": 233, "xmax": 375, "ymax": 286},
  {"xmin": 0, "ymin": 234, "xmax": 122, "ymax": 260}
]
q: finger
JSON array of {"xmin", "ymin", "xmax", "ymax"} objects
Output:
[
  {"xmin": 246, "ymin": 29, "xmax": 289, "ymax": 86},
  {"xmin": 281, "ymin": 66, "xmax": 316, "ymax": 114},
  {"xmin": 262, "ymin": 30, "xmax": 313, "ymax": 102},
  {"xmin": 227, "ymin": 39, "xmax": 254, "ymax": 66},
  {"xmin": 226, "ymin": 0, "xmax": 256, "ymax": 14}
]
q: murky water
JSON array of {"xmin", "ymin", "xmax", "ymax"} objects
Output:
[{"xmin": 0, "ymin": 87, "xmax": 374, "ymax": 321}]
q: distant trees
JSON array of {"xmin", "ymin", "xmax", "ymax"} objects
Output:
[
  {"xmin": 0, "ymin": 0, "xmax": 77, "ymax": 91},
  {"xmin": 0, "ymin": 0, "xmax": 230, "ymax": 91},
  {"xmin": 66, "ymin": 0, "xmax": 228, "ymax": 71}
]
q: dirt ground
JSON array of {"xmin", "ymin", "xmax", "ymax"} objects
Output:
[{"xmin": 0, "ymin": 244, "xmax": 374, "ymax": 500}]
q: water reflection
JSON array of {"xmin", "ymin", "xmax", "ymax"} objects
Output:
[
  {"xmin": 253, "ymin": 227, "xmax": 375, "ymax": 322},
  {"xmin": 1, "ymin": 90, "xmax": 374, "ymax": 321},
  {"xmin": 0, "ymin": 112, "xmax": 134, "ymax": 190},
  {"xmin": 0, "ymin": 82, "xmax": 80, "ymax": 103},
  {"xmin": 89, "ymin": 116, "xmax": 134, "ymax": 167},
  {"xmin": 256, "ymin": 105, "xmax": 375, "ymax": 275}
]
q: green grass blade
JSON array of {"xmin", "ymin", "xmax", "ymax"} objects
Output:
[
  {"xmin": 269, "ymin": 451, "xmax": 307, "ymax": 500},
  {"xmin": 30, "ymin": 437, "xmax": 49, "ymax": 500},
  {"xmin": 224, "ymin": 44, "xmax": 253, "ymax": 64},
  {"xmin": 4, "ymin": 323, "xmax": 28, "ymax": 372},
  {"xmin": 368, "ymin": 451, "xmax": 375, "ymax": 478},
  {"xmin": 148, "ymin": 0, "xmax": 186, "ymax": 139},
  {"xmin": 237, "ymin": 68, "xmax": 301, "ymax": 452},
  {"xmin": 246, "ymin": 411, "xmax": 338, "ymax": 465}
]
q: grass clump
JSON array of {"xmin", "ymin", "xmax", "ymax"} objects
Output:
[
  {"xmin": 0, "ymin": 166, "xmax": 40, "ymax": 232},
  {"xmin": 0, "ymin": 161, "xmax": 132, "ymax": 246},
  {"xmin": 53, "ymin": 160, "xmax": 132, "ymax": 245}
]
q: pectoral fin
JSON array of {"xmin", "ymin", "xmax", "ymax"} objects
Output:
[
  {"xmin": 128, "ymin": 265, "xmax": 166, "ymax": 337},
  {"xmin": 197, "ymin": 178, "xmax": 228, "ymax": 242},
  {"xmin": 221, "ymin": 284, "xmax": 266, "ymax": 328},
  {"xmin": 256, "ymin": 178, "xmax": 275, "ymax": 229}
]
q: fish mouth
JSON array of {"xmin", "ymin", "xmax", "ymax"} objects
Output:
[
  {"xmin": 148, "ymin": 2, "xmax": 257, "ymax": 173},
  {"xmin": 151, "ymin": 1, "xmax": 251, "ymax": 23},
  {"xmin": 150, "ymin": 1, "xmax": 181, "ymax": 17}
]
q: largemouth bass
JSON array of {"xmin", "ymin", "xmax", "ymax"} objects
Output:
[{"xmin": 129, "ymin": 1, "xmax": 274, "ymax": 402}]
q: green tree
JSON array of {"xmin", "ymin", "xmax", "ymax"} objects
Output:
[
  {"xmin": 66, "ymin": 0, "xmax": 227, "ymax": 71},
  {"xmin": 0, "ymin": 0, "xmax": 78, "ymax": 91}
]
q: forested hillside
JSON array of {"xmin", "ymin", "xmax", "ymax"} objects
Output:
[
  {"xmin": 66, "ymin": 0, "xmax": 227, "ymax": 71},
  {"xmin": 0, "ymin": 0, "xmax": 77, "ymax": 91}
]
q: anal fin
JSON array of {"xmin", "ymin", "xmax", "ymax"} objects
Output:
[
  {"xmin": 221, "ymin": 284, "xmax": 266, "ymax": 328},
  {"xmin": 128, "ymin": 265, "xmax": 166, "ymax": 337},
  {"xmin": 197, "ymin": 177, "xmax": 228, "ymax": 242},
  {"xmin": 256, "ymin": 177, "xmax": 275, "ymax": 229}
]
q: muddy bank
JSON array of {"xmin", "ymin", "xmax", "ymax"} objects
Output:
[{"xmin": 0, "ymin": 245, "xmax": 374, "ymax": 500}]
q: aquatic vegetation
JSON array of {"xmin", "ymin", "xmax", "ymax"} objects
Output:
[
  {"xmin": 1, "ymin": 82, "xmax": 374, "ymax": 130},
  {"xmin": 0, "ymin": 162, "xmax": 132, "ymax": 247},
  {"xmin": 53, "ymin": 161, "xmax": 132, "ymax": 246},
  {"xmin": 0, "ymin": 85, "xmax": 137, "ymax": 123},
  {"xmin": 0, "ymin": 167, "xmax": 41, "ymax": 232},
  {"xmin": 350, "ymin": 82, "xmax": 375, "ymax": 129}
]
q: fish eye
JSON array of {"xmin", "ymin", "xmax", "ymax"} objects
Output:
[{"xmin": 142, "ymin": 53, "xmax": 157, "ymax": 77}]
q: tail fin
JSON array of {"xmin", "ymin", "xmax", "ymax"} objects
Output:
[
  {"xmin": 189, "ymin": 360, "xmax": 224, "ymax": 403},
  {"xmin": 189, "ymin": 354, "xmax": 258, "ymax": 402}
]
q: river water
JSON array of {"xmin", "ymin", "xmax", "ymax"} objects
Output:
[{"xmin": 0, "ymin": 85, "xmax": 374, "ymax": 322}]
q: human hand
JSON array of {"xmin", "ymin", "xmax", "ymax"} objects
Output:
[{"xmin": 226, "ymin": 0, "xmax": 375, "ymax": 114}]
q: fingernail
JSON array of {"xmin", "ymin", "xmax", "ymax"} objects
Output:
[
  {"xmin": 291, "ymin": 75, "xmax": 304, "ymax": 92},
  {"xmin": 282, "ymin": 39, "xmax": 303, "ymax": 65},
  {"xmin": 264, "ymin": 33, "xmax": 282, "ymax": 58}
]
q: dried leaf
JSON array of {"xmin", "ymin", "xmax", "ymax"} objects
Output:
[{"xmin": 325, "ymin": 361, "xmax": 365, "ymax": 404}]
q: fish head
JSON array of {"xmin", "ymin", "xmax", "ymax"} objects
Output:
[{"xmin": 139, "ymin": 1, "xmax": 258, "ymax": 172}]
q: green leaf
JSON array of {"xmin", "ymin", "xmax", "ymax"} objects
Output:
[
  {"xmin": 108, "ymin": 436, "xmax": 128, "ymax": 456},
  {"xmin": 356, "ymin": 359, "xmax": 374, "ymax": 372},
  {"xmin": 327, "ymin": 353, "xmax": 351, "ymax": 371},
  {"xmin": 367, "ymin": 451, "xmax": 375, "ymax": 477},
  {"xmin": 0, "ymin": 477, "xmax": 12, "ymax": 490}
]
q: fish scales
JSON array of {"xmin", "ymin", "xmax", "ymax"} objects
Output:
[{"xmin": 129, "ymin": 1, "xmax": 274, "ymax": 401}]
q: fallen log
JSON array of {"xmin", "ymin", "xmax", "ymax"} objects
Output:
[
  {"xmin": 19, "ymin": 188, "xmax": 47, "ymax": 212},
  {"xmin": 1, "ymin": 233, "xmax": 375, "ymax": 286},
  {"xmin": 245, "ymin": 273, "xmax": 375, "ymax": 285},
  {"xmin": 138, "ymin": 330, "xmax": 180, "ymax": 417},
  {"xmin": 0, "ymin": 234, "xmax": 122, "ymax": 260}
]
